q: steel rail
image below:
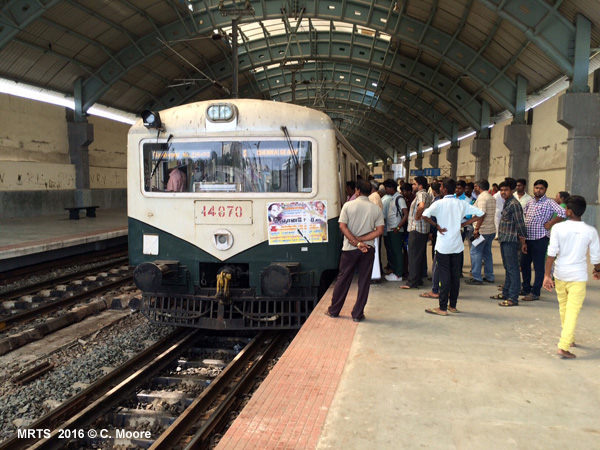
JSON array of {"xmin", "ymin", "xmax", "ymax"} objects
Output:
[
  {"xmin": 0, "ymin": 275, "xmax": 134, "ymax": 333},
  {"xmin": 0, "ymin": 327, "xmax": 199, "ymax": 450},
  {"xmin": 150, "ymin": 330, "xmax": 287, "ymax": 449},
  {"xmin": 0, "ymin": 256, "xmax": 128, "ymax": 300}
]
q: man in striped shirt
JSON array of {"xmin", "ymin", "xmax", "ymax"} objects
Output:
[
  {"xmin": 494, "ymin": 178, "xmax": 527, "ymax": 307},
  {"xmin": 520, "ymin": 179, "xmax": 566, "ymax": 301}
]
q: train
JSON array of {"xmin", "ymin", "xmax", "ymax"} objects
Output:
[{"xmin": 128, "ymin": 99, "xmax": 369, "ymax": 330}]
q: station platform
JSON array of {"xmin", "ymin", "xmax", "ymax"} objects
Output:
[
  {"xmin": 217, "ymin": 243, "xmax": 600, "ymax": 449},
  {"xmin": 0, "ymin": 209, "xmax": 128, "ymax": 272}
]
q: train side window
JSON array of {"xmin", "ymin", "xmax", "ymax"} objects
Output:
[{"xmin": 142, "ymin": 140, "xmax": 313, "ymax": 194}]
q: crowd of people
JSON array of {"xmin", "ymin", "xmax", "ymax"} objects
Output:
[{"xmin": 326, "ymin": 175, "xmax": 600, "ymax": 359}]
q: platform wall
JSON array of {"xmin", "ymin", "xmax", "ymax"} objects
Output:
[
  {"xmin": 0, "ymin": 94, "xmax": 129, "ymax": 218},
  {"xmin": 416, "ymin": 79, "xmax": 587, "ymax": 199}
]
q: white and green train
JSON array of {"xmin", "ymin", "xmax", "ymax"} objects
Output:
[{"xmin": 128, "ymin": 99, "xmax": 368, "ymax": 330}]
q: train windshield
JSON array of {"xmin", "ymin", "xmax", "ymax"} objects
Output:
[{"xmin": 142, "ymin": 140, "xmax": 312, "ymax": 193}]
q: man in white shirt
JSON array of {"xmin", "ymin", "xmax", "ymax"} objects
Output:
[
  {"xmin": 514, "ymin": 178, "xmax": 532, "ymax": 209},
  {"xmin": 493, "ymin": 189, "xmax": 504, "ymax": 235},
  {"xmin": 543, "ymin": 195, "xmax": 600, "ymax": 358},
  {"xmin": 421, "ymin": 179, "xmax": 485, "ymax": 316}
]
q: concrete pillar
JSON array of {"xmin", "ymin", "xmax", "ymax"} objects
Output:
[
  {"xmin": 429, "ymin": 152, "xmax": 439, "ymax": 169},
  {"xmin": 504, "ymin": 123, "xmax": 531, "ymax": 180},
  {"xmin": 446, "ymin": 145, "xmax": 458, "ymax": 180},
  {"xmin": 414, "ymin": 155, "xmax": 423, "ymax": 170},
  {"xmin": 67, "ymin": 121, "xmax": 94, "ymax": 206},
  {"xmin": 470, "ymin": 139, "xmax": 490, "ymax": 181},
  {"xmin": 557, "ymin": 92, "xmax": 600, "ymax": 227},
  {"xmin": 403, "ymin": 158, "xmax": 410, "ymax": 180}
]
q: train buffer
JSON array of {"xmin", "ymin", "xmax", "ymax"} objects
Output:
[{"xmin": 64, "ymin": 205, "xmax": 100, "ymax": 220}]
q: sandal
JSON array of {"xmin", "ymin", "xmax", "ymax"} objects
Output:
[
  {"xmin": 522, "ymin": 295, "xmax": 539, "ymax": 301},
  {"xmin": 425, "ymin": 308, "xmax": 448, "ymax": 316},
  {"xmin": 447, "ymin": 307, "xmax": 460, "ymax": 313},
  {"xmin": 419, "ymin": 292, "xmax": 439, "ymax": 298},
  {"xmin": 499, "ymin": 300, "xmax": 518, "ymax": 307},
  {"xmin": 490, "ymin": 294, "xmax": 506, "ymax": 300}
]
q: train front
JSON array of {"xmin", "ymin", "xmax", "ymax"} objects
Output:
[{"xmin": 127, "ymin": 100, "xmax": 342, "ymax": 330}]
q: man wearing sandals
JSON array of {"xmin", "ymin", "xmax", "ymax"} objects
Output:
[
  {"xmin": 495, "ymin": 178, "xmax": 527, "ymax": 307},
  {"xmin": 420, "ymin": 179, "xmax": 484, "ymax": 316},
  {"xmin": 521, "ymin": 180, "xmax": 566, "ymax": 301},
  {"xmin": 542, "ymin": 196, "xmax": 600, "ymax": 358}
]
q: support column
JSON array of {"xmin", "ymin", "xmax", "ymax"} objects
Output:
[
  {"xmin": 470, "ymin": 139, "xmax": 491, "ymax": 181},
  {"xmin": 557, "ymin": 92, "xmax": 600, "ymax": 227},
  {"xmin": 429, "ymin": 132, "xmax": 440, "ymax": 169},
  {"xmin": 413, "ymin": 140, "xmax": 423, "ymax": 171},
  {"xmin": 446, "ymin": 145, "xmax": 458, "ymax": 180},
  {"xmin": 403, "ymin": 153, "xmax": 411, "ymax": 180},
  {"xmin": 504, "ymin": 124, "xmax": 531, "ymax": 180},
  {"xmin": 68, "ymin": 121, "xmax": 94, "ymax": 207}
]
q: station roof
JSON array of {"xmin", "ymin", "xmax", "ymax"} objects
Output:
[{"xmin": 1, "ymin": 0, "xmax": 599, "ymax": 162}]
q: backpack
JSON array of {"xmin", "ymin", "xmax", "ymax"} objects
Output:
[{"xmin": 394, "ymin": 194, "xmax": 405, "ymax": 220}]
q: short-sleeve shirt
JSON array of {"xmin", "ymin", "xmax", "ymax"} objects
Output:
[
  {"xmin": 407, "ymin": 189, "xmax": 432, "ymax": 234},
  {"xmin": 523, "ymin": 195, "xmax": 566, "ymax": 240},
  {"xmin": 422, "ymin": 195, "xmax": 484, "ymax": 254},
  {"xmin": 339, "ymin": 196, "xmax": 385, "ymax": 251},
  {"xmin": 385, "ymin": 192, "xmax": 408, "ymax": 232},
  {"xmin": 548, "ymin": 221, "xmax": 600, "ymax": 282},
  {"xmin": 474, "ymin": 191, "xmax": 497, "ymax": 235}
]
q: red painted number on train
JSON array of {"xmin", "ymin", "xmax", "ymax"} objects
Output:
[{"xmin": 201, "ymin": 205, "xmax": 243, "ymax": 218}]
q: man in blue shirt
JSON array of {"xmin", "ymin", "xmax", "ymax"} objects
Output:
[{"xmin": 421, "ymin": 179, "xmax": 485, "ymax": 316}]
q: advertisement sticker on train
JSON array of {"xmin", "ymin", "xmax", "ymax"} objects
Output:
[{"xmin": 267, "ymin": 201, "xmax": 328, "ymax": 245}]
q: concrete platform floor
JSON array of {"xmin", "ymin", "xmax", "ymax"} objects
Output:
[
  {"xmin": 317, "ymin": 242, "xmax": 600, "ymax": 449},
  {"xmin": 0, "ymin": 208, "xmax": 127, "ymax": 260}
]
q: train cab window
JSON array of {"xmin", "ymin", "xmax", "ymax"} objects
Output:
[{"xmin": 142, "ymin": 140, "xmax": 313, "ymax": 193}]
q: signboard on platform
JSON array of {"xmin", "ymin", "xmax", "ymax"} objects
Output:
[{"xmin": 424, "ymin": 168, "xmax": 441, "ymax": 177}]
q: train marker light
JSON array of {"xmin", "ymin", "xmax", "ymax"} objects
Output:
[
  {"xmin": 141, "ymin": 110, "xmax": 164, "ymax": 130},
  {"xmin": 206, "ymin": 103, "xmax": 236, "ymax": 122},
  {"xmin": 213, "ymin": 229, "xmax": 234, "ymax": 250}
]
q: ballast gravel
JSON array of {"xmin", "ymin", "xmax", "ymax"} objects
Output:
[{"xmin": 0, "ymin": 314, "xmax": 174, "ymax": 441}]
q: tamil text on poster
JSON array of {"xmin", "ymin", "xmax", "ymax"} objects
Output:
[{"xmin": 267, "ymin": 201, "xmax": 328, "ymax": 245}]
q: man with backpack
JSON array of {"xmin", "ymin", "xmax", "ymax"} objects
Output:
[{"xmin": 382, "ymin": 179, "xmax": 408, "ymax": 281}]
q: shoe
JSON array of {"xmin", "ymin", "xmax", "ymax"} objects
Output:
[
  {"xmin": 324, "ymin": 311, "xmax": 338, "ymax": 318},
  {"xmin": 385, "ymin": 273, "xmax": 402, "ymax": 282},
  {"xmin": 465, "ymin": 278, "xmax": 483, "ymax": 285},
  {"xmin": 352, "ymin": 315, "xmax": 365, "ymax": 322},
  {"xmin": 483, "ymin": 278, "xmax": 494, "ymax": 283}
]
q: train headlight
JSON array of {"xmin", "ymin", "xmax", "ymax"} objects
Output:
[
  {"xmin": 213, "ymin": 229, "xmax": 234, "ymax": 250},
  {"xmin": 141, "ymin": 110, "xmax": 164, "ymax": 130},
  {"xmin": 206, "ymin": 103, "xmax": 236, "ymax": 122}
]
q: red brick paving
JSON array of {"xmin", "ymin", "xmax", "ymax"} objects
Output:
[{"xmin": 216, "ymin": 279, "xmax": 359, "ymax": 450}]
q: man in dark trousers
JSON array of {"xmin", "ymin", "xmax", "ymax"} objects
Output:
[
  {"xmin": 421, "ymin": 179, "xmax": 485, "ymax": 315},
  {"xmin": 326, "ymin": 179, "xmax": 385, "ymax": 322},
  {"xmin": 400, "ymin": 176, "xmax": 432, "ymax": 290}
]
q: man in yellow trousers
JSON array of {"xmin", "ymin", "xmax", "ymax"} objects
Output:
[{"xmin": 543, "ymin": 195, "xmax": 600, "ymax": 358}]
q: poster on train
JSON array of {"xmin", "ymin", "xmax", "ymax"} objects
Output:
[{"xmin": 267, "ymin": 201, "xmax": 328, "ymax": 245}]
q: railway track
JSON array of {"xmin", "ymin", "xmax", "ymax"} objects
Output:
[{"xmin": 1, "ymin": 328, "xmax": 288, "ymax": 450}]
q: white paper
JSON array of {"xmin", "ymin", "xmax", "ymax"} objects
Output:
[{"xmin": 471, "ymin": 235, "xmax": 486, "ymax": 247}]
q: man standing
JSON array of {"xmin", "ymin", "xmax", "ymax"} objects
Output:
[
  {"xmin": 345, "ymin": 181, "xmax": 357, "ymax": 202},
  {"xmin": 493, "ymin": 178, "xmax": 527, "ymax": 307},
  {"xmin": 521, "ymin": 179, "xmax": 566, "ymax": 301},
  {"xmin": 514, "ymin": 178, "xmax": 532, "ymax": 209},
  {"xmin": 466, "ymin": 179, "xmax": 497, "ymax": 285},
  {"xmin": 542, "ymin": 196, "xmax": 600, "ymax": 358},
  {"xmin": 400, "ymin": 176, "xmax": 431, "ymax": 289},
  {"xmin": 326, "ymin": 179, "xmax": 384, "ymax": 322},
  {"xmin": 421, "ymin": 179, "xmax": 484, "ymax": 315},
  {"xmin": 382, "ymin": 179, "xmax": 408, "ymax": 282}
]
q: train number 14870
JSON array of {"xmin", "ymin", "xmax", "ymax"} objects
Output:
[
  {"xmin": 194, "ymin": 201, "xmax": 253, "ymax": 225},
  {"xmin": 200, "ymin": 205, "xmax": 243, "ymax": 218}
]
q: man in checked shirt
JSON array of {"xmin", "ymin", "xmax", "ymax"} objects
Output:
[{"xmin": 520, "ymin": 179, "xmax": 567, "ymax": 301}]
